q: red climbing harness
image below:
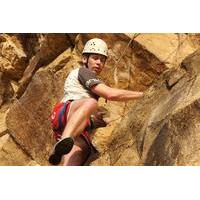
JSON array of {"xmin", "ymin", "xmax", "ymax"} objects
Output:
[{"xmin": 50, "ymin": 101, "xmax": 93, "ymax": 144}]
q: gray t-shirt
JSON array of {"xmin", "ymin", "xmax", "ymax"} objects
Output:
[{"xmin": 61, "ymin": 66, "xmax": 103, "ymax": 102}]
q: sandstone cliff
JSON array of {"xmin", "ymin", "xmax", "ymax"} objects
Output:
[{"xmin": 0, "ymin": 33, "xmax": 199, "ymax": 165}]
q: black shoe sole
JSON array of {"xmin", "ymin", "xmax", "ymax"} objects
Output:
[{"xmin": 49, "ymin": 137, "xmax": 74, "ymax": 165}]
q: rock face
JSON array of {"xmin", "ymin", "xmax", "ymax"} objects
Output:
[
  {"xmin": 0, "ymin": 134, "xmax": 38, "ymax": 166},
  {"xmin": 93, "ymin": 50, "xmax": 200, "ymax": 166},
  {"xmin": 133, "ymin": 33, "xmax": 195, "ymax": 69},
  {"xmin": 16, "ymin": 33, "xmax": 72, "ymax": 98},
  {"xmin": 0, "ymin": 34, "xmax": 27, "ymax": 80},
  {"xmin": 0, "ymin": 72, "xmax": 14, "ymax": 107},
  {"xmin": 0, "ymin": 33, "xmax": 200, "ymax": 166},
  {"xmin": 6, "ymin": 49, "xmax": 73, "ymax": 165}
]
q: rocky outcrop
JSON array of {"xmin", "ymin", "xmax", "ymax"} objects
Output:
[
  {"xmin": 0, "ymin": 34, "xmax": 27, "ymax": 80},
  {"xmin": 92, "ymin": 50, "xmax": 200, "ymax": 166},
  {"xmin": 0, "ymin": 33, "xmax": 199, "ymax": 165},
  {"xmin": 0, "ymin": 134, "xmax": 38, "ymax": 166},
  {"xmin": 16, "ymin": 33, "xmax": 72, "ymax": 98},
  {"xmin": 133, "ymin": 33, "xmax": 195, "ymax": 69},
  {"xmin": 6, "ymin": 48, "xmax": 73, "ymax": 165},
  {"xmin": 0, "ymin": 72, "xmax": 14, "ymax": 107}
]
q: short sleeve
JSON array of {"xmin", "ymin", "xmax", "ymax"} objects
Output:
[{"xmin": 78, "ymin": 67, "xmax": 103, "ymax": 90}]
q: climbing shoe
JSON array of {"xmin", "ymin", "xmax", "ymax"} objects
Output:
[{"xmin": 49, "ymin": 137, "xmax": 74, "ymax": 165}]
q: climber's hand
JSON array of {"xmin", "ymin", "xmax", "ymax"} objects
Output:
[
  {"xmin": 91, "ymin": 111, "xmax": 107, "ymax": 129},
  {"xmin": 91, "ymin": 106, "xmax": 110, "ymax": 129}
]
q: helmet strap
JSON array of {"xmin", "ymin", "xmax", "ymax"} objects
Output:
[{"xmin": 83, "ymin": 54, "xmax": 90, "ymax": 68}]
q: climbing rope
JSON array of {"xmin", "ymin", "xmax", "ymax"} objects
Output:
[
  {"xmin": 161, "ymin": 33, "xmax": 187, "ymax": 67},
  {"xmin": 104, "ymin": 33, "xmax": 141, "ymax": 123},
  {"xmin": 113, "ymin": 33, "xmax": 140, "ymax": 86}
]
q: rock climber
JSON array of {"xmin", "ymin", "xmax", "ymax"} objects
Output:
[{"xmin": 49, "ymin": 38, "xmax": 144, "ymax": 166}]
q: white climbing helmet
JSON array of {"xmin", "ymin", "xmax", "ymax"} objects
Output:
[{"xmin": 82, "ymin": 38, "xmax": 108, "ymax": 57}]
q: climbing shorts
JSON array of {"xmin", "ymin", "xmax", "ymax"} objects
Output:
[{"xmin": 50, "ymin": 101, "xmax": 93, "ymax": 145}]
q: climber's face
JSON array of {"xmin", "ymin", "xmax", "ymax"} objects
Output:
[{"xmin": 83, "ymin": 53, "xmax": 106, "ymax": 75}]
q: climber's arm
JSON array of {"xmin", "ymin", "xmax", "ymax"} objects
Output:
[{"xmin": 91, "ymin": 83, "xmax": 144, "ymax": 101}]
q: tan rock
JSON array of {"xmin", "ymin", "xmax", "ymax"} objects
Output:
[
  {"xmin": 97, "ymin": 50, "xmax": 200, "ymax": 166},
  {"xmin": 16, "ymin": 34, "xmax": 72, "ymax": 98},
  {"xmin": 36, "ymin": 33, "xmax": 72, "ymax": 66},
  {"xmin": 6, "ymin": 49, "xmax": 73, "ymax": 165},
  {"xmin": 0, "ymin": 72, "xmax": 14, "ymax": 107},
  {"xmin": 10, "ymin": 80, "xmax": 19, "ymax": 93},
  {"xmin": 0, "ymin": 108, "xmax": 9, "ymax": 137},
  {"xmin": 0, "ymin": 34, "xmax": 27, "ymax": 80},
  {"xmin": 187, "ymin": 33, "xmax": 200, "ymax": 49},
  {"xmin": 132, "ymin": 33, "xmax": 196, "ymax": 68},
  {"xmin": 0, "ymin": 134, "xmax": 39, "ymax": 166}
]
